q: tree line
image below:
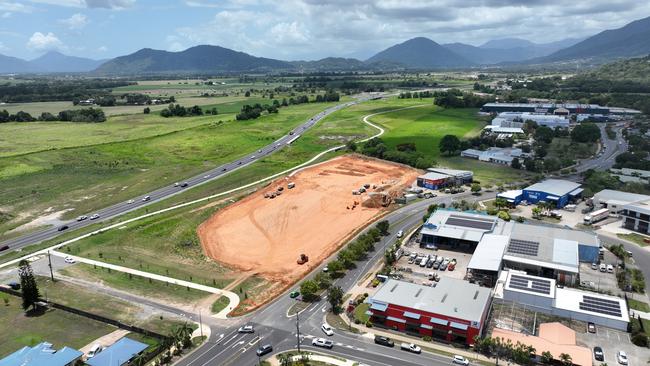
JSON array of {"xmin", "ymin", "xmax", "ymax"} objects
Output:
[
  {"xmin": 236, "ymin": 91, "xmax": 340, "ymax": 121},
  {"xmin": 433, "ymin": 89, "xmax": 495, "ymax": 108},
  {"xmin": 0, "ymin": 79, "xmax": 133, "ymax": 103},
  {"xmin": 0, "ymin": 107, "xmax": 106, "ymax": 123},
  {"xmin": 160, "ymin": 104, "xmax": 204, "ymax": 118},
  {"xmin": 354, "ymin": 137, "xmax": 434, "ymax": 169}
]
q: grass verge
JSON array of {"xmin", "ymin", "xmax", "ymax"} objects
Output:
[{"xmin": 617, "ymin": 233, "xmax": 650, "ymax": 247}]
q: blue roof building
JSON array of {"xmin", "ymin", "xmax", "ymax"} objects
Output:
[
  {"xmin": 0, "ymin": 342, "xmax": 82, "ymax": 366},
  {"xmin": 522, "ymin": 179, "xmax": 583, "ymax": 208},
  {"xmin": 86, "ymin": 338, "xmax": 148, "ymax": 366}
]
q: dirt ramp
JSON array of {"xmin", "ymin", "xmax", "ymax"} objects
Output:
[{"xmin": 196, "ymin": 155, "xmax": 420, "ymax": 285}]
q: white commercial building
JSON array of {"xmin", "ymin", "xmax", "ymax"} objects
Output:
[
  {"xmin": 491, "ymin": 112, "xmax": 570, "ymax": 129},
  {"xmin": 592, "ymin": 189, "xmax": 650, "ymax": 214},
  {"xmin": 461, "ymin": 147, "xmax": 525, "ymax": 166}
]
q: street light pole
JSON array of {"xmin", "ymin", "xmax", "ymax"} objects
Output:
[
  {"xmin": 296, "ymin": 308, "xmax": 301, "ymax": 353},
  {"xmin": 47, "ymin": 250, "xmax": 54, "ymax": 282}
]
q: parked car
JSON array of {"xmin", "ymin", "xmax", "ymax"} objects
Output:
[
  {"xmin": 617, "ymin": 351, "xmax": 628, "ymax": 365},
  {"xmin": 374, "ymin": 335, "xmax": 394, "ymax": 347},
  {"xmin": 599, "ymin": 263, "xmax": 607, "ymax": 272},
  {"xmin": 440, "ymin": 262, "xmax": 448, "ymax": 271},
  {"xmin": 587, "ymin": 322, "xmax": 596, "ymax": 333},
  {"xmin": 238, "ymin": 325, "xmax": 254, "ymax": 333},
  {"xmin": 591, "ymin": 262, "xmax": 598, "ymax": 270},
  {"xmin": 87, "ymin": 344, "xmax": 103, "ymax": 358},
  {"xmin": 289, "ymin": 291, "xmax": 300, "ymax": 299},
  {"xmin": 400, "ymin": 343, "xmax": 421, "ymax": 354},
  {"xmin": 64, "ymin": 256, "xmax": 76, "ymax": 264},
  {"xmin": 433, "ymin": 261, "xmax": 441, "ymax": 270},
  {"xmin": 452, "ymin": 355, "xmax": 470, "ymax": 366},
  {"xmin": 312, "ymin": 338, "xmax": 333, "ymax": 349},
  {"xmin": 256, "ymin": 344, "xmax": 273, "ymax": 357},
  {"xmin": 607, "ymin": 264, "xmax": 614, "ymax": 273},
  {"xmin": 321, "ymin": 324, "xmax": 334, "ymax": 336},
  {"xmin": 594, "ymin": 346, "xmax": 604, "ymax": 361},
  {"xmin": 448, "ymin": 262, "xmax": 456, "ymax": 271}
]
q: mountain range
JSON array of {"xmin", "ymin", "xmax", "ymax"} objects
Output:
[{"xmin": 1, "ymin": 15, "xmax": 649, "ymax": 74}]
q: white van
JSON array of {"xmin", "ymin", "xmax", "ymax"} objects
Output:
[{"xmin": 87, "ymin": 344, "xmax": 103, "ymax": 358}]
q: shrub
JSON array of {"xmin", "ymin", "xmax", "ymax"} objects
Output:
[
  {"xmin": 631, "ymin": 333, "xmax": 648, "ymax": 347},
  {"xmin": 423, "ymin": 336, "xmax": 432, "ymax": 342}
]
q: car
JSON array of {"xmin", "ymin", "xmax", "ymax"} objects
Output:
[
  {"xmin": 400, "ymin": 342, "xmax": 421, "ymax": 354},
  {"xmin": 174, "ymin": 182, "xmax": 179, "ymax": 187},
  {"xmin": 238, "ymin": 325, "xmax": 254, "ymax": 333},
  {"xmin": 258, "ymin": 149, "xmax": 262, "ymax": 153},
  {"xmin": 617, "ymin": 351, "xmax": 628, "ymax": 365},
  {"xmin": 256, "ymin": 344, "xmax": 273, "ymax": 357},
  {"xmin": 433, "ymin": 261, "xmax": 440, "ymax": 270},
  {"xmin": 289, "ymin": 131, "xmax": 294, "ymax": 135},
  {"xmin": 599, "ymin": 263, "xmax": 607, "ymax": 272},
  {"xmin": 607, "ymin": 264, "xmax": 614, "ymax": 273},
  {"xmin": 180, "ymin": 182, "xmax": 188, "ymax": 187},
  {"xmin": 321, "ymin": 324, "xmax": 333, "ymax": 336},
  {"xmin": 87, "ymin": 344, "xmax": 103, "ymax": 358},
  {"xmin": 322, "ymin": 266, "xmax": 329, "ymax": 272},
  {"xmin": 90, "ymin": 214, "xmax": 100, "ymax": 220},
  {"xmin": 452, "ymin": 355, "xmax": 470, "ymax": 366},
  {"xmin": 64, "ymin": 256, "xmax": 76, "ymax": 264},
  {"xmin": 448, "ymin": 262, "xmax": 456, "ymax": 271},
  {"xmin": 222, "ymin": 168, "xmax": 227, "ymax": 171},
  {"xmin": 6, "ymin": 281, "xmax": 20, "ymax": 290},
  {"xmin": 374, "ymin": 335, "xmax": 394, "ymax": 347},
  {"xmin": 204, "ymin": 175, "xmax": 210, "ymax": 179},
  {"xmin": 127, "ymin": 199, "xmax": 134, "ymax": 204},
  {"xmin": 57, "ymin": 225, "xmax": 69, "ymax": 231},
  {"xmin": 238, "ymin": 161, "xmax": 242, "ymax": 165},
  {"xmin": 396, "ymin": 230, "xmax": 404, "ymax": 238},
  {"xmin": 77, "ymin": 215, "xmax": 88, "ymax": 221},
  {"xmin": 312, "ymin": 338, "xmax": 333, "ymax": 349},
  {"xmin": 289, "ymin": 291, "xmax": 300, "ymax": 298},
  {"xmin": 142, "ymin": 196, "xmax": 151, "ymax": 202},
  {"xmin": 440, "ymin": 262, "xmax": 448, "ymax": 271},
  {"xmin": 592, "ymin": 262, "xmax": 598, "ymax": 270},
  {"xmin": 594, "ymin": 346, "xmax": 604, "ymax": 361},
  {"xmin": 587, "ymin": 322, "xmax": 596, "ymax": 333}
]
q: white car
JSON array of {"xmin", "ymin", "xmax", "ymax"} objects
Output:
[
  {"xmin": 203, "ymin": 175, "xmax": 210, "ymax": 179},
  {"xmin": 321, "ymin": 323, "xmax": 333, "ymax": 336},
  {"xmin": 87, "ymin": 344, "xmax": 102, "ymax": 358},
  {"xmin": 77, "ymin": 215, "xmax": 88, "ymax": 221},
  {"xmin": 311, "ymin": 338, "xmax": 333, "ymax": 349},
  {"xmin": 250, "ymin": 155, "xmax": 255, "ymax": 159},
  {"xmin": 238, "ymin": 324, "xmax": 254, "ymax": 333},
  {"xmin": 617, "ymin": 351, "xmax": 628, "ymax": 365},
  {"xmin": 127, "ymin": 199, "xmax": 134, "ymax": 204},
  {"xmin": 396, "ymin": 230, "xmax": 404, "ymax": 238},
  {"xmin": 64, "ymin": 256, "xmax": 76, "ymax": 264},
  {"xmin": 400, "ymin": 342, "xmax": 421, "ymax": 354},
  {"xmin": 90, "ymin": 214, "xmax": 100, "ymax": 220},
  {"xmin": 142, "ymin": 196, "xmax": 151, "ymax": 202},
  {"xmin": 607, "ymin": 264, "xmax": 614, "ymax": 273},
  {"xmin": 452, "ymin": 355, "xmax": 469, "ymax": 366}
]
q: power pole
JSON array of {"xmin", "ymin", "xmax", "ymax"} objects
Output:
[
  {"xmin": 47, "ymin": 250, "xmax": 54, "ymax": 282},
  {"xmin": 296, "ymin": 309, "xmax": 301, "ymax": 353},
  {"xmin": 199, "ymin": 311, "xmax": 203, "ymax": 339}
]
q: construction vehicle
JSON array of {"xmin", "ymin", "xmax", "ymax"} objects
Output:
[{"xmin": 297, "ymin": 254, "xmax": 309, "ymax": 265}]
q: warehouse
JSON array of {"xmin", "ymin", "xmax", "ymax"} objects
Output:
[
  {"xmin": 481, "ymin": 103, "xmax": 611, "ymax": 115},
  {"xmin": 622, "ymin": 199, "xmax": 650, "ymax": 235},
  {"xmin": 592, "ymin": 189, "xmax": 650, "ymax": 214},
  {"xmin": 416, "ymin": 168, "xmax": 473, "ymax": 190},
  {"xmin": 461, "ymin": 147, "xmax": 525, "ymax": 166},
  {"xmin": 522, "ymin": 179, "xmax": 583, "ymax": 208},
  {"xmin": 419, "ymin": 210, "xmax": 512, "ymax": 249},
  {"xmin": 427, "ymin": 168, "xmax": 473, "ymax": 185},
  {"xmin": 466, "ymin": 234, "xmax": 509, "ymax": 287},
  {"xmin": 501, "ymin": 270, "xmax": 629, "ymax": 331},
  {"xmin": 491, "ymin": 112, "xmax": 570, "ymax": 129},
  {"xmin": 367, "ymin": 278, "xmax": 492, "ymax": 345}
]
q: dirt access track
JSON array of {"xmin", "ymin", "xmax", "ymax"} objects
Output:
[{"xmin": 197, "ymin": 155, "xmax": 420, "ymax": 286}]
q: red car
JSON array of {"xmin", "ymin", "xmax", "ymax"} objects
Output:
[{"xmin": 448, "ymin": 263, "xmax": 456, "ymax": 271}]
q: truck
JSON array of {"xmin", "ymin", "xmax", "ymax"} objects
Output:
[{"xmin": 584, "ymin": 208, "xmax": 610, "ymax": 225}]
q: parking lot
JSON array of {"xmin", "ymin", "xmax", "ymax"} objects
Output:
[
  {"xmin": 578, "ymin": 247, "xmax": 621, "ymax": 295},
  {"xmin": 395, "ymin": 247, "xmax": 471, "ymax": 285},
  {"xmin": 577, "ymin": 323, "xmax": 650, "ymax": 366}
]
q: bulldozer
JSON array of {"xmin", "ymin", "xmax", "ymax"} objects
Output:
[{"xmin": 297, "ymin": 253, "xmax": 309, "ymax": 265}]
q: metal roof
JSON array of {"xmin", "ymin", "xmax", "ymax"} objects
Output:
[
  {"xmin": 369, "ymin": 278, "xmax": 491, "ymax": 322},
  {"xmin": 418, "ymin": 172, "xmax": 451, "ymax": 181},
  {"xmin": 0, "ymin": 343, "xmax": 82, "ymax": 366},
  {"xmin": 86, "ymin": 338, "xmax": 148, "ymax": 366},
  {"xmin": 524, "ymin": 179, "xmax": 581, "ymax": 197},
  {"xmin": 467, "ymin": 234, "xmax": 508, "ymax": 272},
  {"xmin": 593, "ymin": 189, "xmax": 650, "ymax": 206}
]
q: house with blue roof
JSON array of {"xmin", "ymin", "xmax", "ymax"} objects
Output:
[
  {"xmin": 86, "ymin": 337, "xmax": 148, "ymax": 366},
  {"xmin": 0, "ymin": 342, "xmax": 82, "ymax": 366}
]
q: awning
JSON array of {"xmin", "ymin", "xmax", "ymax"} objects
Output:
[
  {"xmin": 403, "ymin": 311, "xmax": 421, "ymax": 320},
  {"xmin": 370, "ymin": 301, "xmax": 388, "ymax": 312},
  {"xmin": 430, "ymin": 317, "xmax": 448, "ymax": 326},
  {"xmin": 569, "ymin": 188, "xmax": 584, "ymax": 196},
  {"xmin": 421, "ymin": 324, "xmax": 433, "ymax": 330},
  {"xmin": 547, "ymin": 195, "xmax": 560, "ymax": 200},
  {"xmin": 386, "ymin": 316, "xmax": 406, "ymax": 324},
  {"xmin": 450, "ymin": 322, "xmax": 469, "ymax": 331}
]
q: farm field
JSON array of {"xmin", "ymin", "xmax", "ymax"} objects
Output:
[
  {"xmin": 0, "ymin": 100, "xmax": 341, "ymax": 238},
  {"xmin": 197, "ymin": 155, "xmax": 419, "ymax": 309},
  {"xmin": 0, "ymin": 297, "xmax": 115, "ymax": 358}
]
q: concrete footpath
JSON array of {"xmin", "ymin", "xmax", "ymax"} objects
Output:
[{"xmin": 50, "ymin": 251, "xmax": 239, "ymax": 319}]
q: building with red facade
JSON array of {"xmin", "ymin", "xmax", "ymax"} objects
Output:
[{"xmin": 366, "ymin": 278, "xmax": 492, "ymax": 345}]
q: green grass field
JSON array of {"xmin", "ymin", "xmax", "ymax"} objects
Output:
[
  {"xmin": 617, "ymin": 233, "xmax": 650, "ymax": 247},
  {"xmin": 60, "ymin": 263, "xmax": 212, "ymax": 305},
  {"xmin": 628, "ymin": 298, "xmax": 650, "ymax": 312},
  {"xmin": 0, "ymin": 298, "xmax": 115, "ymax": 358}
]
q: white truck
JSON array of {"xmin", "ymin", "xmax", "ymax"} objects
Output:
[{"xmin": 584, "ymin": 208, "xmax": 609, "ymax": 225}]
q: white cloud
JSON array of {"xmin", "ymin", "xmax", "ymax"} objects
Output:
[
  {"xmin": 0, "ymin": 1, "xmax": 31, "ymax": 12},
  {"xmin": 59, "ymin": 13, "xmax": 89, "ymax": 30},
  {"xmin": 97, "ymin": 45, "xmax": 108, "ymax": 52},
  {"xmin": 26, "ymin": 32, "xmax": 64, "ymax": 51},
  {"xmin": 0, "ymin": 41, "xmax": 8, "ymax": 52},
  {"xmin": 28, "ymin": 0, "xmax": 134, "ymax": 9}
]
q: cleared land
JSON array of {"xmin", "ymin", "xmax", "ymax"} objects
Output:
[{"xmin": 197, "ymin": 155, "xmax": 419, "ymax": 289}]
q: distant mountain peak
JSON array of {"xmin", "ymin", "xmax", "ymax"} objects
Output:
[{"xmin": 366, "ymin": 37, "xmax": 473, "ymax": 69}]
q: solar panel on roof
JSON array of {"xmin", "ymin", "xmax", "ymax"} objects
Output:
[
  {"xmin": 579, "ymin": 295, "xmax": 622, "ymax": 317},
  {"xmin": 445, "ymin": 217, "xmax": 494, "ymax": 230},
  {"xmin": 508, "ymin": 275, "xmax": 552, "ymax": 295},
  {"xmin": 507, "ymin": 239, "xmax": 539, "ymax": 256}
]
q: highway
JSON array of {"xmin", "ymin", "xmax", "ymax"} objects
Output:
[
  {"xmin": 177, "ymin": 192, "xmax": 493, "ymax": 366},
  {"xmin": 0, "ymin": 96, "xmax": 374, "ymax": 254},
  {"xmin": 573, "ymin": 124, "xmax": 627, "ymax": 174}
]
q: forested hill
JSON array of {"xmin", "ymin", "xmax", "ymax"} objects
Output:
[{"xmin": 583, "ymin": 55, "xmax": 650, "ymax": 82}]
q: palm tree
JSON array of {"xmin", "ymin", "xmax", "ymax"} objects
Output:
[
  {"xmin": 560, "ymin": 352, "xmax": 573, "ymax": 366},
  {"xmin": 541, "ymin": 351, "xmax": 554, "ymax": 364},
  {"xmin": 277, "ymin": 353, "xmax": 292, "ymax": 366}
]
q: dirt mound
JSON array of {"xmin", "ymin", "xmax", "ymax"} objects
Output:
[{"xmin": 196, "ymin": 155, "xmax": 420, "ymax": 286}]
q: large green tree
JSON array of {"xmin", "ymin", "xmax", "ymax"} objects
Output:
[
  {"xmin": 18, "ymin": 260, "xmax": 40, "ymax": 312},
  {"xmin": 327, "ymin": 286, "xmax": 344, "ymax": 314},
  {"xmin": 300, "ymin": 280, "xmax": 320, "ymax": 302},
  {"xmin": 439, "ymin": 134, "xmax": 461, "ymax": 156}
]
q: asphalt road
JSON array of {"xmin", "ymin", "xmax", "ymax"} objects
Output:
[
  {"xmin": 176, "ymin": 192, "xmax": 492, "ymax": 366},
  {"xmin": 570, "ymin": 124, "xmax": 627, "ymax": 177},
  {"xmin": 0, "ymin": 96, "xmax": 374, "ymax": 253}
]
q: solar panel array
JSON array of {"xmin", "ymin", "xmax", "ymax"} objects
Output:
[
  {"xmin": 445, "ymin": 215, "xmax": 495, "ymax": 230},
  {"xmin": 508, "ymin": 274, "xmax": 552, "ymax": 295},
  {"xmin": 507, "ymin": 238, "xmax": 540, "ymax": 256},
  {"xmin": 579, "ymin": 295, "xmax": 622, "ymax": 317}
]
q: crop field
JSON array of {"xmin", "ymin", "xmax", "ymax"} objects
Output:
[{"xmin": 0, "ymin": 100, "xmax": 341, "ymax": 238}]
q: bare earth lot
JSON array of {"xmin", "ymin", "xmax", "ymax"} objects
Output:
[{"xmin": 197, "ymin": 155, "xmax": 420, "ymax": 288}]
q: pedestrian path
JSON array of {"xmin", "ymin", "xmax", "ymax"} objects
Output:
[{"xmin": 50, "ymin": 251, "xmax": 239, "ymax": 319}]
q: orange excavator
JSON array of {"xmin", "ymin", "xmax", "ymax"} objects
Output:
[{"xmin": 297, "ymin": 253, "xmax": 309, "ymax": 265}]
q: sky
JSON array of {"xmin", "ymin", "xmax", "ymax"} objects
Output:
[{"xmin": 1, "ymin": 0, "xmax": 649, "ymax": 61}]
